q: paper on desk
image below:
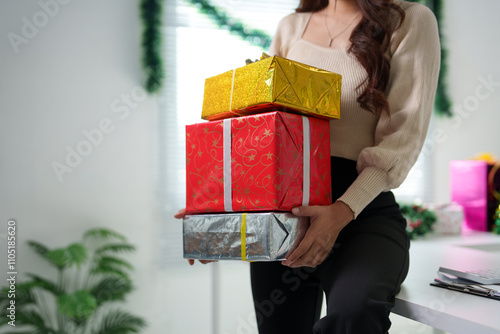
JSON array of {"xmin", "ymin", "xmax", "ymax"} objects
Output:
[{"xmin": 432, "ymin": 271, "xmax": 500, "ymax": 300}]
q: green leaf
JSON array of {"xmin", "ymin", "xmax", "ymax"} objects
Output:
[
  {"xmin": 84, "ymin": 228, "xmax": 126, "ymax": 242},
  {"xmin": 89, "ymin": 255, "xmax": 133, "ymax": 280},
  {"xmin": 15, "ymin": 309, "xmax": 50, "ymax": 331},
  {"xmin": 90, "ymin": 277, "xmax": 133, "ymax": 305},
  {"xmin": 0, "ymin": 276, "xmax": 58, "ymax": 309},
  {"xmin": 98, "ymin": 256, "xmax": 134, "ymax": 270},
  {"xmin": 0, "ymin": 281, "xmax": 36, "ymax": 307},
  {"xmin": 93, "ymin": 309, "xmax": 146, "ymax": 334},
  {"xmin": 95, "ymin": 243, "xmax": 136, "ymax": 255},
  {"xmin": 66, "ymin": 243, "xmax": 88, "ymax": 267},
  {"xmin": 0, "ymin": 288, "xmax": 11, "ymax": 308},
  {"xmin": 27, "ymin": 240, "xmax": 50, "ymax": 257},
  {"xmin": 45, "ymin": 248, "xmax": 69, "ymax": 268},
  {"xmin": 91, "ymin": 264, "xmax": 129, "ymax": 280},
  {"xmin": 0, "ymin": 314, "xmax": 10, "ymax": 326},
  {"xmin": 45, "ymin": 243, "xmax": 87, "ymax": 269},
  {"xmin": 25, "ymin": 273, "xmax": 61, "ymax": 296},
  {"xmin": 57, "ymin": 290, "xmax": 97, "ymax": 319},
  {"xmin": 6, "ymin": 329, "xmax": 58, "ymax": 334},
  {"xmin": 17, "ymin": 282, "xmax": 37, "ymax": 303},
  {"xmin": 0, "ymin": 331, "xmax": 54, "ymax": 334},
  {"xmin": 1, "ymin": 277, "xmax": 59, "ymax": 308}
]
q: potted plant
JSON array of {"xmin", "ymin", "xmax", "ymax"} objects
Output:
[{"xmin": 0, "ymin": 228, "xmax": 147, "ymax": 333}]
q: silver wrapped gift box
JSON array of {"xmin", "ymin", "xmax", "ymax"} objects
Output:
[{"xmin": 183, "ymin": 212, "xmax": 308, "ymax": 261}]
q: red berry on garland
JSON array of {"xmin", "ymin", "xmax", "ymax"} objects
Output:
[{"xmin": 409, "ymin": 219, "xmax": 422, "ymax": 229}]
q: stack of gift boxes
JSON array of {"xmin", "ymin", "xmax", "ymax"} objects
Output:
[{"xmin": 182, "ymin": 55, "xmax": 342, "ymax": 261}]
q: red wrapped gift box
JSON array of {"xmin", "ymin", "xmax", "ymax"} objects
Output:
[{"xmin": 185, "ymin": 111, "xmax": 331, "ymax": 213}]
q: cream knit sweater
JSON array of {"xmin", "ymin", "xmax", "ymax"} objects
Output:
[{"xmin": 270, "ymin": 1, "xmax": 441, "ymax": 217}]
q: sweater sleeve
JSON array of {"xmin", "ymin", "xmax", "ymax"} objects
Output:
[{"xmin": 338, "ymin": 4, "xmax": 441, "ymax": 218}]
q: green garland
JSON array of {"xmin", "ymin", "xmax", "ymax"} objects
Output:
[
  {"xmin": 140, "ymin": 0, "xmax": 164, "ymax": 93},
  {"xmin": 185, "ymin": 0, "xmax": 273, "ymax": 50},
  {"xmin": 399, "ymin": 203, "xmax": 437, "ymax": 239},
  {"xmin": 140, "ymin": 0, "xmax": 451, "ymax": 117},
  {"xmin": 407, "ymin": 0, "xmax": 451, "ymax": 117}
]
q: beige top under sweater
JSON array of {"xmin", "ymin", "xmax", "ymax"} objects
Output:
[{"xmin": 270, "ymin": 1, "xmax": 441, "ymax": 217}]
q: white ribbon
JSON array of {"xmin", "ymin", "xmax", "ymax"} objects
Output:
[
  {"xmin": 223, "ymin": 119, "xmax": 233, "ymax": 212},
  {"xmin": 302, "ymin": 116, "xmax": 310, "ymax": 206},
  {"xmin": 223, "ymin": 115, "xmax": 310, "ymax": 210}
]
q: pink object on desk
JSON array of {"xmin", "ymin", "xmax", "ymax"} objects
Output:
[{"xmin": 450, "ymin": 160, "xmax": 488, "ymax": 232}]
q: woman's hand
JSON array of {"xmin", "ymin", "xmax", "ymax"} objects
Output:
[
  {"xmin": 186, "ymin": 259, "xmax": 217, "ymax": 265},
  {"xmin": 174, "ymin": 208, "xmax": 187, "ymax": 219},
  {"xmin": 282, "ymin": 201, "xmax": 354, "ymax": 268},
  {"xmin": 174, "ymin": 208, "xmax": 218, "ymax": 266}
]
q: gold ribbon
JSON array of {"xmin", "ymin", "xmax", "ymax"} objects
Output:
[
  {"xmin": 488, "ymin": 163, "xmax": 500, "ymax": 201},
  {"xmin": 241, "ymin": 213, "xmax": 247, "ymax": 261}
]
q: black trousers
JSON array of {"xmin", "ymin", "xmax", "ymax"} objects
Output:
[{"xmin": 250, "ymin": 157, "xmax": 410, "ymax": 334}]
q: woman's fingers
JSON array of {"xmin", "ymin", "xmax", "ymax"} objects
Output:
[
  {"xmin": 174, "ymin": 208, "xmax": 187, "ymax": 219},
  {"xmin": 282, "ymin": 230, "xmax": 314, "ymax": 266},
  {"xmin": 186, "ymin": 259, "xmax": 218, "ymax": 265},
  {"xmin": 291, "ymin": 205, "xmax": 317, "ymax": 217},
  {"xmin": 284, "ymin": 240, "xmax": 329, "ymax": 268}
]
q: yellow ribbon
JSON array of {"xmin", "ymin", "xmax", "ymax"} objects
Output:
[{"xmin": 241, "ymin": 213, "xmax": 247, "ymax": 261}]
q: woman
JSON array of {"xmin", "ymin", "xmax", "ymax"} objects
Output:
[
  {"xmin": 176, "ymin": 0, "xmax": 440, "ymax": 332},
  {"xmin": 249, "ymin": 0, "xmax": 440, "ymax": 333}
]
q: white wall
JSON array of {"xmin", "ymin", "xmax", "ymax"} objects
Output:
[{"xmin": 1, "ymin": 1, "xmax": 499, "ymax": 334}]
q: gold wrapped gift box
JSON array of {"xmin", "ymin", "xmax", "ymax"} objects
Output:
[{"xmin": 201, "ymin": 56, "xmax": 342, "ymax": 121}]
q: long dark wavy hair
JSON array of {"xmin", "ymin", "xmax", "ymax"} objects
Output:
[{"xmin": 296, "ymin": 0, "xmax": 405, "ymax": 116}]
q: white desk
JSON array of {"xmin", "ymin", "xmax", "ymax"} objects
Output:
[{"xmin": 393, "ymin": 232, "xmax": 500, "ymax": 334}]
